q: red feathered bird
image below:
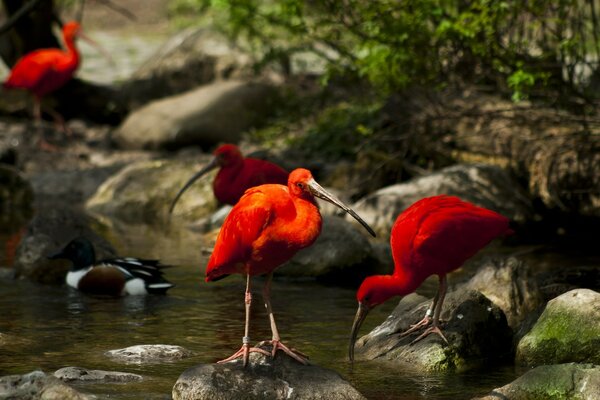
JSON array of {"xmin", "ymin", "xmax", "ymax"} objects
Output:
[
  {"xmin": 349, "ymin": 195, "xmax": 512, "ymax": 361},
  {"xmin": 3, "ymin": 21, "xmax": 88, "ymax": 134},
  {"xmin": 169, "ymin": 143, "xmax": 289, "ymax": 212},
  {"xmin": 207, "ymin": 168, "xmax": 376, "ymax": 367}
]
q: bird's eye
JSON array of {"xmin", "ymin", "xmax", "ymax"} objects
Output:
[{"xmin": 296, "ymin": 182, "xmax": 304, "ymax": 189}]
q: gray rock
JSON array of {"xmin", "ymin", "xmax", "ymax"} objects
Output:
[
  {"xmin": 0, "ymin": 165, "xmax": 34, "ymax": 228},
  {"xmin": 516, "ymin": 289, "xmax": 600, "ymax": 366},
  {"xmin": 105, "ymin": 344, "xmax": 193, "ymax": 364},
  {"xmin": 54, "ymin": 367, "xmax": 142, "ymax": 383},
  {"xmin": 114, "ymin": 80, "xmax": 280, "ymax": 150},
  {"xmin": 474, "ymin": 363, "xmax": 600, "ymax": 400},
  {"xmin": 14, "ymin": 206, "xmax": 115, "ymax": 284},
  {"xmin": 121, "ymin": 28, "xmax": 254, "ymax": 108},
  {"xmin": 86, "ymin": 157, "xmax": 218, "ymax": 224},
  {"xmin": 278, "ymin": 216, "xmax": 380, "ymax": 285},
  {"xmin": 0, "ymin": 370, "xmax": 93, "ymax": 400},
  {"xmin": 172, "ymin": 345, "xmax": 365, "ymax": 400},
  {"xmin": 354, "ymin": 290, "xmax": 512, "ymax": 372},
  {"xmin": 459, "ymin": 258, "xmax": 543, "ymax": 330},
  {"xmin": 350, "ymin": 164, "xmax": 532, "ymax": 238}
]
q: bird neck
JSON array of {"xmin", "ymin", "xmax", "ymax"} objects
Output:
[
  {"xmin": 286, "ymin": 196, "xmax": 322, "ymax": 248},
  {"xmin": 376, "ymin": 273, "xmax": 420, "ymax": 301},
  {"xmin": 63, "ymin": 36, "xmax": 80, "ymax": 68}
]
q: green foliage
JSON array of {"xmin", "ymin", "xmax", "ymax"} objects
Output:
[{"xmin": 169, "ymin": 0, "xmax": 600, "ymax": 101}]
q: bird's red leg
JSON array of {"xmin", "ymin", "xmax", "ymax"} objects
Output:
[
  {"xmin": 410, "ymin": 275, "xmax": 449, "ymax": 345},
  {"xmin": 217, "ymin": 274, "xmax": 269, "ymax": 366},
  {"xmin": 400, "ymin": 289, "xmax": 440, "ymax": 337},
  {"xmin": 256, "ymin": 273, "xmax": 309, "ymax": 364},
  {"xmin": 44, "ymin": 106, "xmax": 72, "ymax": 136},
  {"xmin": 31, "ymin": 97, "xmax": 60, "ymax": 152}
]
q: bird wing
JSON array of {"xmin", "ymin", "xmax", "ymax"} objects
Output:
[
  {"xmin": 245, "ymin": 159, "xmax": 289, "ymax": 187},
  {"xmin": 4, "ymin": 50, "xmax": 63, "ymax": 89},
  {"xmin": 394, "ymin": 196, "xmax": 509, "ymax": 276},
  {"xmin": 206, "ymin": 186, "xmax": 275, "ymax": 281},
  {"xmin": 99, "ymin": 257, "xmax": 171, "ymax": 282}
]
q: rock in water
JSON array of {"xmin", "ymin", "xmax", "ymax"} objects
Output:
[
  {"xmin": 106, "ymin": 344, "xmax": 194, "ymax": 364},
  {"xmin": 353, "ymin": 291, "xmax": 512, "ymax": 372},
  {"xmin": 172, "ymin": 346, "xmax": 366, "ymax": 400},
  {"xmin": 0, "ymin": 370, "xmax": 92, "ymax": 399},
  {"xmin": 474, "ymin": 363, "xmax": 600, "ymax": 400},
  {"xmin": 54, "ymin": 366, "xmax": 142, "ymax": 383},
  {"xmin": 516, "ymin": 289, "xmax": 600, "ymax": 366}
]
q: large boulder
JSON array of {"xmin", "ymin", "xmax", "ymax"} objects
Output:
[
  {"xmin": 278, "ymin": 215, "xmax": 383, "ymax": 285},
  {"xmin": 458, "ymin": 258, "xmax": 543, "ymax": 330},
  {"xmin": 474, "ymin": 363, "xmax": 600, "ymax": 400},
  {"xmin": 86, "ymin": 157, "xmax": 218, "ymax": 224},
  {"xmin": 516, "ymin": 289, "xmax": 600, "ymax": 366},
  {"xmin": 172, "ymin": 345, "xmax": 365, "ymax": 400},
  {"xmin": 0, "ymin": 370, "xmax": 92, "ymax": 400},
  {"xmin": 353, "ymin": 290, "xmax": 512, "ymax": 372},
  {"xmin": 114, "ymin": 80, "xmax": 280, "ymax": 150},
  {"xmin": 121, "ymin": 28, "xmax": 254, "ymax": 107},
  {"xmin": 14, "ymin": 206, "xmax": 115, "ymax": 284},
  {"xmin": 349, "ymin": 164, "xmax": 533, "ymax": 238}
]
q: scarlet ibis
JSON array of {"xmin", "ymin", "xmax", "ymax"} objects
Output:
[
  {"xmin": 3, "ymin": 21, "xmax": 103, "ymax": 136},
  {"xmin": 48, "ymin": 237, "xmax": 174, "ymax": 296},
  {"xmin": 169, "ymin": 144, "xmax": 288, "ymax": 212},
  {"xmin": 349, "ymin": 195, "xmax": 511, "ymax": 361},
  {"xmin": 207, "ymin": 168, "xmax": 375, "ymax": 366}
]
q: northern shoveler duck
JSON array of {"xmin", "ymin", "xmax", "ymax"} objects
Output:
[{"xmin": 48, "ymin": 237, "xmax": 174, "ymax": 296}]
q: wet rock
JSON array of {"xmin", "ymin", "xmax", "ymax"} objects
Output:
[
  {"xmin": 350, "ymin": 164, "xmax": 532, "ymax": 238},
  {"xmin": 0, "ymin": 165, "xmax": 34, "ymax": 228},
  {"xmin": 0, "ymin": 370, "xmax": 92, "ymax": 400},
  {"xmin": 516, "ymin": 289, "xmax": 600, "ymax": 366},
  {"xmin": 474, "ymin": 363, "xmax": 600, "ymax": 400},
  {"xmin": 114, "ymin": 80, "xmax": 280, "ymax": 150},
  {"xmin": 279, "ymin": 216, "xmax": 381, "ymax": 285},
  {"xmin": 458, "ymin": 258, "xmax": 543, "ymax": 330},
  {"xmin": 536, "ymin": 265, "xmax": 600, "ymax": 302},
  {"xmin": 14, "ymin": 206, "xmax": 115, "ymax": 284},
  {"xmin": 54, "ymin": 366, "xmax": 142, "ymax": 383},
  {"xmin": 121, "ymin": 28, "xmax": 254, "ymax": 108},
  {"xmin": 172, "ymin": 345, "xmax": 365, "ymax": 400},
  {"xmin": 86, "ymin": 157, "xmax": 218, "ymax": 224},
  {"xmin": 106, "ymin": 344, "xmax": 193, "ymax": 364},
  {"xmin": 354, "ymin": 290, "xmax": 512, "ymax": 372}
]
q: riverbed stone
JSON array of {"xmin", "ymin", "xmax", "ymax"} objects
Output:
[
  {"xmin": 114, "ymin": 80, "xmax": 280, "ymax": 150},
  {"xmin": 172, "ymin": 344, "xmax": 365, "ymax": 400},
  {"xmin": 353, "ymin": 290, "xmax": 512, "ymax": 372},
  {"xmin": 86, "ymin": 156, "xmax": 218, "ymax": 224},
  {"xmin": 516, "ymin": 289, "xmax": 600, "ymax": 366},
  {"xmin": 349, "ymin": 163, "xmax": 532, "ymax": 238},
  {"xmin": 54, "ymin": 366, "xmax": 142, "ymax": 383},
  {"xmin": 458, "ymin": 258, "xmax": 543, "ymax": 330},
  {"xmin": 105, "ymin": 344, "xmax": 193, "ymax": 363},
  {"xmin": 474, "ymin": 363, "xmax": 600, "ymax": 400},
  {"xmin": 0, "ymin": 370, "xmax": 92, "ymax": 400},
  {"xmin": 278, "ymin": 216, "xmax": 381, "ymax": 285},
  {"xmin": 0, "ymin": 164, "xmax": 34, "ymax": 227},
  {"xmin": 14, "ymin": 206, "xmax": 115, "ymax": 284}
]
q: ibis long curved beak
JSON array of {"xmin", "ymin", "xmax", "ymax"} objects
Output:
[
  {"xmin": 169, "ymin": 157, "xmax": 219, "ymax": 214},
  {"xmin": 349, "ymin": 302, "xmax": 370, "ymax": 362},
  {"xmin": 307, "ymin": 179, "xmax": 376, "ymax": 237}
]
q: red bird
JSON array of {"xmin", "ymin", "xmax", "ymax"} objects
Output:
[
  {"xmin": 3, "ymin": 21, "xmax": 88, "ymax": 133},
  {"xmin": 207, "ymin": 168, "xmax": 376, "ymax": 367},
  {"xmin": 349, "ymin": 195, "xmax": 511, "ymax": 361},
  {"xmin": 169, "ymin": 143, "xmax": 289, "ymax": 212}
]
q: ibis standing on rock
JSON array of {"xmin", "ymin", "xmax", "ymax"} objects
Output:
[
  {"xmin": 3, "ymin": 21, "xmax": 106, "ymax": 139},
  {"xmin": 206, "ymin": 168, "xmax": 376, "ymax": 367},
  {"xmin": 349, "ymin": 195, "xmax": 512, "ymax": 362},
  {"xmin": 169, "ymin": 143, "xmax": 289, "ymax": 212}
]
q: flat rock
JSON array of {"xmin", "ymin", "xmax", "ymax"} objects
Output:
[
  {"xmin": 172, "ymin": 345, "xmax": 365, "ymax": 400},
  {"xmin": 474, "ymin": 363, "xmax": 600, "ymax": 400},
  {"xmin": 54, "ymin": 367, "xmax": 142, "ymax": 383},
  {"xmin": 114, "ymin": 80, "xmax": 280, "ymax": 150},
  {"xmin": 354, "ymin": 290, "xmax": 512, "ymax": 372},
  {"xmin": 106, "ymin": 344, "xmax": 193, "ymax": 364},
  {"xmin": 279, "ymin": 216, "xmax": 382, "ymax": 285},
  {"xmin": 516, "ymin": 289, "xmax": 600, "ymax": 366},
  {"xmin": 0, "ymin": 370, "xmax": 92, "ymax": 400},
  {"xmin": 349, "ymin": 163, "xmax": 533, "ymax": 238},
  {"xmin": 86, "ymin": 157, "xmax": 218, "ymax": 224},
  {"xmin": 458, "ymin": 258, "xmax": 543, "ymax": 329}
]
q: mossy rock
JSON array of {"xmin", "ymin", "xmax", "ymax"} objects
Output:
[{"xmin": 516, "ymin": 289, "xmax": 600, "ymax": 366}]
